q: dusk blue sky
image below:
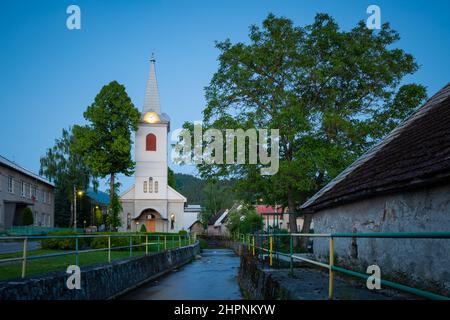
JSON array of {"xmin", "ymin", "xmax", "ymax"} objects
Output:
[{"xmin": 1, "ymin": 0, "xmax": 449, "ymax": 193}]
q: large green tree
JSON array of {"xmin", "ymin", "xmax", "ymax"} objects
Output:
[
  {"xmin": 40, "ymin": 128, "xmax": 94, "ymax": 227},
  {"xmin": 72, "ymin": 81, "xmax": 140, "ymax": 231},
  {"xmin": 183, "ymin": 13, "xmax": 427, "ymax": 248}
]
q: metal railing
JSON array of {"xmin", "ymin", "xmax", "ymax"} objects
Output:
[
  {"xmin": 6, "ymin": 226, "xmax": 84, "ymax": 236},
  {"xmin": 235, "ymin": 231, "xmax": 450, "ymax": 300},
  {"xmin": 0, "ymin": 233, "xmax": 196, "ymax": 280}
]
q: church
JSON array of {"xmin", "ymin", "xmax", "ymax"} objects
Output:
[{"xmin": 119, "ymin": 58, "xmax": 200, "ymax": 233}]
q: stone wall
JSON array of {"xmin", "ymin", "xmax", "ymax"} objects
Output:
[
  {"xmin": 0, "ymin": 243, "xmax": 200, "ymax": 300},
  {"xmin": 238, "ymin": 253, "xmax": 296, "ymax": 300},
  {"xmin": 312, "ymin": 184, "xmax": 450, "ymax": 295}
]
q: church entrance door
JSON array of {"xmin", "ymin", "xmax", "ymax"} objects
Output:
[{"xmin": 146, "ymin": 220, "xmax": 156, "ymax": 232}]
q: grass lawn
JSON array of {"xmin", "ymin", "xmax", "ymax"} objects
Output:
[{"xmin": 0, "ymin": 238, "xmax": 191, "ymax": 281}]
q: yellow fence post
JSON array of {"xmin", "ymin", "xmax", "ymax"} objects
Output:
[
  {"xmin": 247, "ymin": 234, "xmax": 250, "ymax": 251},
  {"xmin": 21, "ymin": 238, "xmax": 28, "ymax": 278},
  {"xmin": 179, "ymin": 235, "xmax": 181, "ymax": 247},
  {"xmin": 269, "ymin": 236, "xmax": 273, "ymax": 266},
  {"xmin": 164, "ymin": 236, "xmax": 167, "ymax": 250},
  {"xmin": 252, "ymin": 236, "xmax": 255, "ymax": 256},
  {"xmin": 329, "ymin": 237, "xmax": 335, "ymax": 300},
  {"xmin": 108, "ymin": 236, "xmax": 111, "ymax": 263},
  {"xmin": 145, "ymin": 235, "xmax": 148, "ymax": 255}
]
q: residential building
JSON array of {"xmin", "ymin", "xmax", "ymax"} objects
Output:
[
  {"xmin": 207, "ymin": 208, "xmax": 230, "ymax": 236},
  {"xmin": 0, "ymin": 155, "xmax": 54, "ymax": 230}
]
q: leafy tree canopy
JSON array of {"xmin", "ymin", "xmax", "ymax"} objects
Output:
[
  {"xmin": 183, "ymin": 13, "xmax": 427, "ymax": 241},
  {"xmin": 40, "ymin": 127, "xmax": 95, "ymax": 227},
  {"xmin": 72, "ymin": 81, "xmax": 140, "ymax": 230},
  {"xmin": 226, "ymin": 205, "xmax": 263, "ymax": 235}
]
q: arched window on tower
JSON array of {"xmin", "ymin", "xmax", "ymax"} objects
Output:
[
  {"xmin": 143, "ymin": 181, "xmax": 147, "ymax": 193},
  {"xmin": 155, "ymin": 181, "xmax": 158, "ymax": 193},
  {"xmin": 149, "ymin": 177, "xmax": 153, "ymax": 193},
  {"xmin": 146, "ymin": 133, "xmax": 157, "ymax": 151}
]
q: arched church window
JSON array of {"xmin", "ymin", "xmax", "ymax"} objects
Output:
[
  {"xmin": 146, "ymin": 133, "xmax": 157, "ymax": 151},
  {"xmin": 149, "ymin": 177, "xmax": 153, "ymax": 193},
  {"xmin": 155, "ymin": 181, "xmax": 158, "ymax": 193},
  {"xmin": 143, "ymin": 181, "xmax": 147, "ymax": 193}
]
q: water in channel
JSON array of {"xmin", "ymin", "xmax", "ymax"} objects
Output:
[{"xmin": 120, "ymin": 248, "xmax": 243, "ymax": 300}]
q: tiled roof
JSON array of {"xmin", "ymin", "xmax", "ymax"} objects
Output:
[
  {"xmin": 255, "ymin": 205, "xmax": 283, "ymax": 215},
  {"xmin": 0, "ymin": 155, "xmax": 54, "ymax": 187},
  {"xmin": 301, "ymin": 83, "xmax": 450, "ymax": 213}
]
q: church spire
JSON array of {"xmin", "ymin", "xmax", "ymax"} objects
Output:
[{"xmin": 143, "ymin": 54, "xmax": 160, "ymax": 114}]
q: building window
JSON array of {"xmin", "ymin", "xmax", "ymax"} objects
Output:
[
  {"xmin": 43, "ymin": 191, "xmax": 47, "ymax": 203},
  {"xmin": 21, "ymin": 181, "xmax": 25, "ymax": 197},
  {"xmin": 27, "ymin": 184, "xmax": 31, "ymax": 199},
  {"xmin": 146, "ymin": 133, "xmax": 157, "ymax": 151},
  {"xmin": 31, "ymin": 185, "xmax": 37, "ymax": 200},
  {"xmin": 143, "ymin": 181, "xmax": 147, "ymax": 193},
  {"xmin": 149, "ymin": 177, "xmax": 153, "ymax": 193},
  {"xmin": 8, "ymin": 177, "xmax": 13, "ymax": 193},
  {"xmin": 154, "ymin": 181, "xmax": 158, "ymax": 193},
  {"xmin": 127, "ymin": 213, "xmax": 131, "ymax": 230}
]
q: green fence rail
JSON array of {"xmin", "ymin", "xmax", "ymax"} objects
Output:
[
  {"xmin": 6, "ymin": 226, "xmax": 84, "ymax": 236},
  {"xmin": 0, "ymin": 233, "xmax": 197, "ymax": 280},
  {"xmin": 235, "ymin": 231, "xmax": 450, "ymax": 301}
]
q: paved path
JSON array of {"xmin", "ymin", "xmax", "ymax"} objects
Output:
[
  {"xmin": 262, "ymin": 266, "xmax": 416, "ymax": 300},
  {"xmin": 0, "ymin": 241, "xmax": 41, "ymax": 254}
]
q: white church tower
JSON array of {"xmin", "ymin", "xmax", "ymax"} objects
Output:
[{"xmin": 120, "ymin": 57, "xmax": 199, "ymax": 232}]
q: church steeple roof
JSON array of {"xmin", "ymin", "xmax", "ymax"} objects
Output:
[{"xmin": 143, "ymin": 55, "xmax": 160, "ymax": 115}]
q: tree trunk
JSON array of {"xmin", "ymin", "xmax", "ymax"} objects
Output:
[
  {"xmin": 287, "ymin": 189, "xmax": 299, "ymax": 247},
  {"xmin": 109, "ymin": 173, "xmax": 115, "ymax": 231},
  {"xmin": 298, "ymin": 213, "xmax": 313, "ymax": 252}
]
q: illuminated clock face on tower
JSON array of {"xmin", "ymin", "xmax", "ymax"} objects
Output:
[{"xmin": 143, "ymin": 111, "xmax": 160, "ymax": 124}]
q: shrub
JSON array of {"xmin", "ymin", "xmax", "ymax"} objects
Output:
[
  {"xmin": 91, "ymin": 235, "xmax": 129, "ymax": 250},
  {"xmin": 178, "ymin": 230, "xmax": 188, "ymax": 236},
  {"xmin": 41, "ymin": 231, "xmax": 90, "ymax": 250},
  {"xmin": 199, "ymin": 238, "xmax": 208, "ymax": 249},
  {"xmin": 140, "ymin": 224, "xmax": 147, "ymax": 233},
  {"xmin": 22, "ymin": 208, "xmax": 33, "ymax": 226}
]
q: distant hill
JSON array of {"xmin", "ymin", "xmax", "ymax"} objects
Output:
[{"xmin": 174, "ymin": 173, "xmax": 206, "ymax": 204}]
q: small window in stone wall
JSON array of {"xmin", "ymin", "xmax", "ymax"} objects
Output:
[
  {"xmin": 143, "ymin": 181, "xmax": 147, "ymax": 193},
  {"xmin": 155, "ymin": 181, "xmax": 158, "ymax": 193}
]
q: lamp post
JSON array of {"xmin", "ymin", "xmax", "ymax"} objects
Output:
[{"xmin": 73, "ymin": 186, "xmax": 84, "ymax": 231}]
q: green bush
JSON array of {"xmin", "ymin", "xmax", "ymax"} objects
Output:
[
  {"xmin": 178, "ymin": 230, "xmax": 188, "ymax": 236},
  {"xmin": 41, "ymin": 231, "xmax": 90, "ymax": 250},
  {"xmin": 91, "ymin": 236, "xmax": 129, "ymax": 250},
  {"xmin": 90, "ymin": 234, "xmax": 148, "ymax": 251},
  {"xmin": 199, "ymin": 238, "xmax": 208, "ymax": 249},
  {"xmin": 22, "ymin": 207, "xmax": 33, "ymax": 226},
  {"xmin": 140, "ymin": 224, "xmax": 147, "ymax": 233}
]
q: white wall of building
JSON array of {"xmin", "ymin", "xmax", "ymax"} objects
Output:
[{"xmin": 312, "ymin": 183, "xmax": 450, "ymax": 295}]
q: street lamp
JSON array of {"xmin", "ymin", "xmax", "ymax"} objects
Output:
[{"xmin": 73, "ymin": 186, "xmax": 84, "ymax": 231}]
